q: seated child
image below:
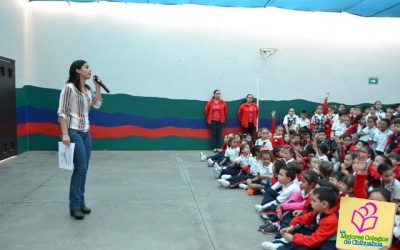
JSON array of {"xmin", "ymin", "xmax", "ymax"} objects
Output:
[
  {"xmin": 218, "ymin": 147, "xmax": 271, "ymax": 189},
  {"xmin": 261, "ymin": 186, "xmax": 339, "ymax": 250},
  {"xmin": 247, "ymin": 158, "xmax": 285, "ymax": 195},
  {"xmin": 255, "ymin": 128, "xmax": 273, "ymax": 150},
  {"xmin": 258, "ymin": 171, "xmax": 319, "ymax": 234},
  {"xmin": 389, "ymin": 153, "xmax": 400, "ymax": 181},
  {"xmin": 255, "ymin": 166, "xmax": 300, "ymax": 214},
  {"xmin": 201, "ymin": 134, "xmax": 232, "ymax": 163},
  {"xmin": 214, "ymin": 142, "xmax": 250, "ymax": 179}
]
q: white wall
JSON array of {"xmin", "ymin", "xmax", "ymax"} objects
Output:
[
  {"xmin": 7, "ymin": 2, "xmax": 400, "ymax": 104},
  {"xmin": 0, "ymin": 0, "xmax": 27, "ymax": 84}
]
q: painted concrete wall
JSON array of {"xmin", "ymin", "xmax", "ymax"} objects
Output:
[
  {"xmin": 2, "ymin": 1, "xmax": 400, "ymax": 151},
  {"xmin": 23, "ymin": 2, "xmax": 400, "ymax": 104},
  {"xmin": 0, "ymin": 0, "xmax": 26, "ymax": 83}
]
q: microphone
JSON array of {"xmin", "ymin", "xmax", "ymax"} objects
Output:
[{"xmin": 93, "ymin": 75, "xmax": 110, "ymax": 93}]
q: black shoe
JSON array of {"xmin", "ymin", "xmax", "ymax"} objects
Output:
[
  {"xmin": 258, "ymin": 221, "xmax": 271, "ymax": 231},
  {"xmin": 70, "ymin": 209, "xmax": 84, "ymax": 220},
  {"xmin": 81, "ymin": 205, "xmax": 91, "ymax": 214},
  {"xmin": 261, "ymin": 223, "xmax": 279, "ymax": 234}
]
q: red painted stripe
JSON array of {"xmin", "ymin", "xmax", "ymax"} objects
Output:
[{"xmin": 17, "ymin": 122, "xmax": 243, "ymax": 139}]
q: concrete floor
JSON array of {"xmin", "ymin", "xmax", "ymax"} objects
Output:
[{"xmin": 0, "ymin": 151, "xmax": 274, "ymax": 250}]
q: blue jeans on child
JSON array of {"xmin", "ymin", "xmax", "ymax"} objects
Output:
[{"xmin": 69, "ymin": 129, "xmax": 92, "ymax": 210}]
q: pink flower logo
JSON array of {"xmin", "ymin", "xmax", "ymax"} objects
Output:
[{"xmin": 351, "ymin": 202, "xmax": 378, "ymax": 233}]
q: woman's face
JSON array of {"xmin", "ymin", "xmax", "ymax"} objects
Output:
[
  {"xmin": 76, "ymin": 63, "xmax": 91, "ymax": 80},
  {"xmin": 246, "ymin": 95, "xmax": 253, "ymax": 103},
  {"xmin": 213, "ymin": 91, "xmax": 221, "ymax": 100}
]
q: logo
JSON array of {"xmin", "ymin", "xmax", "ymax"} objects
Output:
[{"xmin": 351, "ymin": 202, "xmax": 378, "ymax": 233}]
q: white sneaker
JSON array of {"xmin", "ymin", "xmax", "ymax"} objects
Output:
[
  {"xmin": 238, "ymin": 183, "xmax": 248, "ymax": 190},
  {"xmin": 261, "ymin": 241, "xmax": 283, "ymax": 250},
  {"xmin": 218, "ymin": 179, "xmax": 230, "ymax": 188},
  {"xmin": 207, "ymin": 158, "xmax": 214, "ymax": 166},
  {"xmin": 213, "ymin": 164, "xmax": 222, "ymax": 179},
  {"xmin": 200, "ymin": 152, "xmax": 207, "ymax": 161},
  {"xmin": 255, "ymin": 204, "xmax": 263, "ymax": 213},
  {"xmin": 220, "ymin": 174, "xmax": 232, "ymax": 180}
]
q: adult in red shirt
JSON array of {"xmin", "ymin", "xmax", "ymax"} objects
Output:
[
  {"xmin": 204, "ymin": 89, "xmax": 228, "ymax": 152},
  {"xmin": 237, "ymin": 94, "xmax": 259, "ymax": 138}
]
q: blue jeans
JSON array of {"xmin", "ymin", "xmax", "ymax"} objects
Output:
[{"xmin": 69, "ymin": 129, "xmax": 92, "ymax": 210}]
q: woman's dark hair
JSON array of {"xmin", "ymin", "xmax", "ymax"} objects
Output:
[
  {"xmin": 68, "ymin": 60, "xmax": 89, "ymax": 92},
  {"xmin": 243, "ymin": 94, "xmax": 254, "ymax": 103},
  {"xmin": 213, "ymin": 89, "xmax": 220, "ymax": 98}
]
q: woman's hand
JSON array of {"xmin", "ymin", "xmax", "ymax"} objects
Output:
[
  {"xmin": 93, "ymin": 76, "xmax": 102, "ymax": 90},
  {"xmin": 62, "ymin": 134, "xmax": 70, "ymax": 146}
]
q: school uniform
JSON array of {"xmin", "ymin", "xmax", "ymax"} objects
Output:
[
  {"xmin": 331, "ymin": 120, "xmax": 347, "ymax": 137},
  {"xmin": 255, "ymin": 138, "xmax": 273, "ymax": 150},
  {"xmin": 297, "ymin": 117, "xmax": 310, "ymax": 129},
  {"xmin": 359, "ymin": 126, "xmax": 378, "ymax": 142},
  {"xmin": 261, "ymin": 181, "xmax": 300, "ymax": 210},
  {"xmin": 278, "ymin": 206, "xmax": 339, "ymax": 250},
  {"xmin": 386, "ymin": 132, "xmax": 400, "ymax": 154},
  {"xmin": 283, "ymin": 114, "xmax": 299, "ymax": 130},
  {"xmin": 383, "ymin": 179, "xmax": 400, "ymax": 201},
  {"xmin": 373, "ymin": 129, "xmax": 393, "ymax": 154},
  {"xmin": 220, "ymin": 153, "xmax": 249, "ymax": 177},
  {"xmin": 311, "ymin": 113, "xmax": 327, "ymax": 133}
]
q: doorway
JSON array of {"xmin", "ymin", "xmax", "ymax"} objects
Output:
[{"xmin": 0, "ymin": 56, "xmax": 17, "ymax": 161}]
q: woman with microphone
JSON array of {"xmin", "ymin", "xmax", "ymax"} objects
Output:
[{"xmin": 57, "ymin": 60, "xmax": 103, "ymax": 220}]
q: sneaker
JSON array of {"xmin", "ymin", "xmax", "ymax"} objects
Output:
[
  {"xmin": 213, "ymin": 164, "xmax": 222, "ymax": 179},
  {"xmin": 220, "ymin": 174, "xmax": 232, "ymax": 180},
  {"xmin": 207, "ymin": 158, "xmax": 214, "ymax": 166},
  {"xmin": 218, "ymin": 179, "xmax": 230, "ymax": 188},
  {"xmin": 258, "ymin": 220, "xmax": 272, "ymax": 231},
  {"xmin": 255, "ymin": 204, "xmax": 263, "ymax": 213},
  {"xmin": 273, "ymin": 238, "xmax": 288, "ymax": 244},
  {"xmin": 261, "ymin": 223, "xmax": 280, "ymax": 234},
  {"xmin": 200, "ymin": 152, "xmax": 207, "ymax": 161},
  {"xmin": 238, "ymin": 183, "xmax": 248, "ymax": 190},
  {"xmin": 261, "ymin": 241, "xmax": 283, "ymax": 250}
]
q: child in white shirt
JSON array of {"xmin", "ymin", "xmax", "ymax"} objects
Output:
[{"xmin": 255, "ymin": 128, "xmax": 273, "ymax": 150}]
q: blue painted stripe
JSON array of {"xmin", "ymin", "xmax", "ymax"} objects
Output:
[{"xmin": 16, "ymin": 106, "xmax": 276, "ymax": 129}]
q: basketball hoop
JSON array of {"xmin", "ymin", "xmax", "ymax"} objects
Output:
[{"xmin": 259, "ymin": 48, "xmax": 278, "ymax": 58}]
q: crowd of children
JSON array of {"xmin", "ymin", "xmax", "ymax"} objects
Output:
[{"xmin": 200, "ymin": 94, "xmax": 400, "ymax": 250}]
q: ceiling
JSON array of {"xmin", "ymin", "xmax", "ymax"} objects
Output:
[{"xmin": 29, "ymin": 0, "xmax": 400, "ymax": 17}]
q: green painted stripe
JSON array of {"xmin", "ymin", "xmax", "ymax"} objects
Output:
[
  {"xmin": 20, "ymin": 134, "xmax": 212, "ymax": 151},
  {"xmin": 16, "ymin": 85, "xmax": 374, "ymax": 120},
  {"xmin": 17, "ymin": 135, "xmax": 29, "ymax": 154}
]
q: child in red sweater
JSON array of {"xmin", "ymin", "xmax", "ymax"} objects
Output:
[
  {"xmin": 261, "ymin": 186, "xmax": 339, "ymax": 250},
  {"xmin": 389, "ymin": 153, "xmax": 400, "ymax": 181},
  {"xmin": 271, "ymin": 111, "xmax": 285, "ymax": 147}
]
